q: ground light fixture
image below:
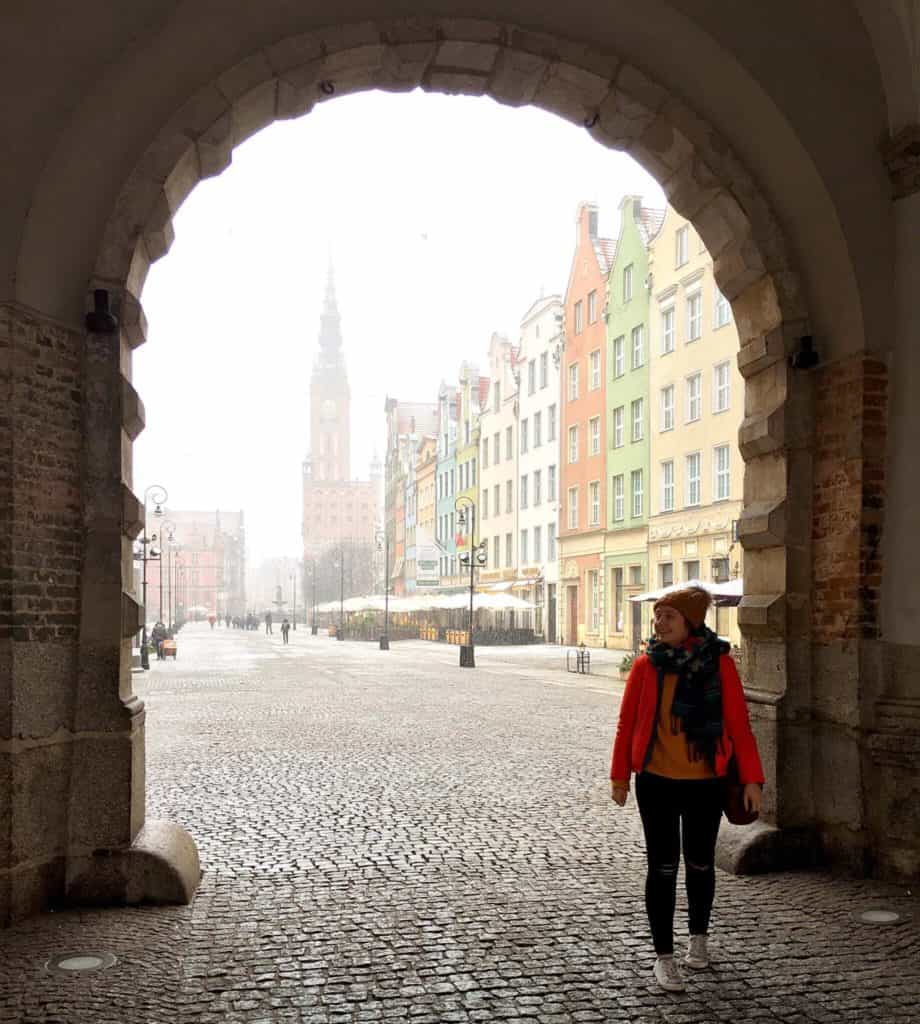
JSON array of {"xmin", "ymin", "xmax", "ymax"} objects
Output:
[
  {"xmin": 855, "ymin": 908, "xmax": 910, "ymax": 925},
  {"xmin": 45, "ymin": 951, "xmax": 118, "ymax": 976}
]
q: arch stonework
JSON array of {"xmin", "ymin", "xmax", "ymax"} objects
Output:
[{"xmin": 1, "ymin": 15, "xmax": 900, "ymax": 925}]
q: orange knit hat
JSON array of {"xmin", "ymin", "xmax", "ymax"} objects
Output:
[{"xmin": 653, "ymin": 585, "xmax": 712, "ymax": 629}]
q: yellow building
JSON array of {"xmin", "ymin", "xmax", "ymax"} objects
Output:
[
  {"xmin": 415, "ymin": 435, "xmax": 438, "ymax": 588},
  {"xmin": 646, "ymin": 210, "xmax": 744, "ymax": 643}
]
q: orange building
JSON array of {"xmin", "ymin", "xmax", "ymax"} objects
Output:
[{"xmin": 558, "ymin": 202, "xmax": 616, "ymax": 646}]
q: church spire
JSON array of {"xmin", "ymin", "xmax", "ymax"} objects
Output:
[{"xmin": 319, "ymin": 259, "xmax": 343, "ymax": 357}]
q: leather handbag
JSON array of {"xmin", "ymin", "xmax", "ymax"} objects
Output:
[{"xmin": 723, "ymin": 753, "xmax": 758, "ymax": 825}]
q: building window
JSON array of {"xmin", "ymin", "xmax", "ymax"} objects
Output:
[
  {"xmin": 567, "ymin": 487, "xmax": 579, "ymax": 529},
  {"xmin": 589, "ymin": 416, "xmax": 600, "ymax": 456},
  {"xmin": 588, "ymin": 289, "xmax": 597, "ymax": 324},
  {"xmin": 506, "ymin": 426, "xmax": 513, "ymax": 460},
  {"xmin": 712, "ymin": 556, "xmax": 730, "ymax": 582},
  {"xmin": 687, "ymin": 292, "xmax": 702, "ymax": 342},
  {"xmin": 534, "ymin": 525, "xmax": 543, "ymax": 562},
  {"xmin": 493, "ymin": 484, "xmax": 500, "ymax": 517},
  {"xmin": 613, "ymin": 474, "xmax": 625, "ymax": 521},
  {"xmin": 590, "ymin": 349, "xmax": 601, "ymax": 389},
  {"xmin": 574, "ymin": 300, "xmax": 584, "ymax": 334},
  {"xmin": 613, "ymin": 406, "xmax": 624, "ymax": 449},
  {"xmin": 629, "ymin": 564, "xmax": 643, "ymax": 586},
  {"xmin": 548, "ymin": 522, "xmax": 556, "ymax": 560},
  {"xmin": 661, "ymin": 460, "xmax": 674, "ymax": 513},
  {"xmin": 660, "ymin": 385, "xmax": 674, "ymax": 432},
  {"xmin": 631, "ymin": 398, "xmax": 644, "ymax": 443},
  {"xmin": 713, "ymin": 361, "xmax": 731, "ymax": 413},
  {"xmin": 614, "ymin": 566, "xmax": 624, "ymax": 632},
  {"xmin": 684, "ymin": 559, "xmax": 700, "ymax": 582},
  {"xmin": 661, "ymin": 307, "xmax": 675, "ymax": 354},
  {"xmin": 589, "ymin": 570, "xmax": 600, "ymax": 632},
  {"xmin": 506, "ymin": 480, "xmax": 513, "ymax": 515},
  {"xmin": 686, "ymin": 452, "xmax": 701, "ymax": 506},
  {"xmin": 506, "ymin": 533, "xmax": 513, "ymax": 568},
  {"xmin": 623, "ymin": 264, "xmax": 634, "ymax": 302},
  {"xmin": 714, "ymin": 287, "xmax": 732, "ymax": 328},
  {"xmin": 483, "ymin": 488, "xmax": 490, "ymax": 519},
  {"xmin": 482, "ymin": 439, "xmax": 489, "ymax": 470},
  {"xmin": 471, "ymin": 458, "xmax": 476, "ymax": 487},
  {"xmin": 548, "ymin": 464, "xmax": 556, "ymax": 500},
  {"xmin": 568, "ymin": 425, "xmax": 579, "ymax": 463},
  {"xmin": 675, "ymin": 225, "xmax": 689, "ymax": 267},
  {"xmin": 613, "ymin": 336, "xmax": 625, "ymax": 377},
  {"xmin": 631, "ymin": 469, "xmax": 644, "ymax": 518},
  {"xmin": 520, "ymin": 418, "xmax": 529, "ymax": 454},
  {"xmin": 520, "ymin": 528, "xmax": 529, "ymax": 564},
  {"xmin": 714, "ymin": 444, "xmax": 731, "ymax": 501},
  {"xmin": 493, "ymin": 381, "xmax": 501, "ymax": 412},
  {"xmin": 548, "ymin": 403, "xmax": 557, "ymax": 441},
  {"xmin": 686, "ymin": 373, "xmax": 702, "ymax": 422},
  {"xmin": 520, "ymin": 474, "xmax": 529, "ymax": 509},
  {"xmin": 528, "ymin": 359, "xmax": 536, "ymax": 395},
  {"xmin": 533, "ymin": 410, "xmax": 542, "ymax": 447},
  {"xmin": 568, "ymin": 363, "xmax": 579, "ymax": 401},
  {"xmin": 590, "ymin": 481, "xmax": 600, "ymax": 525},
  {"xmin": 631, "ymin": 324, "xmax": 645, "ymax": 369},
  {"xmin": 540, "ymin": 351, "xmax": 548, "ymax": 388},
  {"xmin": 660, "ymin": 562, "xmax": 674, "ymax": 587},
  {"xmin": 534, "ymin": 469, "xmax": 542, "ymax": 506},
  {"xmin": 494, "ymin": 432, "xmax": 500, "ymax": 465}
]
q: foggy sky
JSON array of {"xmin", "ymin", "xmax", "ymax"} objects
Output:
[{"xmin": 134, "ymin": 89, "xmax": 664, "ymax": 565}]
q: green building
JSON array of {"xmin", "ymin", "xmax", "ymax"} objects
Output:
[{"xmin": 603, "ymin": 196, "xmax": 663, "ymax": 650}]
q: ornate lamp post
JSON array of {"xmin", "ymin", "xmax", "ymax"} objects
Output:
[
  {"xmin": 376, "ymin": 527, "xmax": 390, "ymax": 650},
  {"xmin": 133, "ymin": 484, "xmax": 167, "ymax": 669},
  {"xmin": 160, "ymin": 519, "xmax": 176, "ymax": 627},
  {"xmin": 455, "ymin": 495, "xmax": 487, "ymax": 668}
]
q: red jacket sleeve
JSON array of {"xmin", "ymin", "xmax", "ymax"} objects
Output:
[
  {"xmin": 720, "ymin": 654, "xmax": 765, "ymax": 785},
  {"xmin": 610, "ymin": 656, "xmax": 646, "ymax": 784}
]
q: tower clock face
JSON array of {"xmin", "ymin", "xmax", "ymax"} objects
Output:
[{"xmin": 321, "ymin": 399, "xmax": 337, "ymax": 421}]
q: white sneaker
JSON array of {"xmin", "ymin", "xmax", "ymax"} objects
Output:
[
  {"xmin": 653, "ymin": 955, "xmax": 686, "ymax": 992},
  {"xmin": 684, "ymin": 933, "xmax": 709, "ymax": 969}
]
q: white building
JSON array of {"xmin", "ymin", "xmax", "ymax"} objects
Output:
[
  {"xmin": 517, "ymin": 295, "xmax": 563, "ymax": 641},
  {"xmin": 478, "ymin": 333, "xmax": 519, "ymax": 595}
]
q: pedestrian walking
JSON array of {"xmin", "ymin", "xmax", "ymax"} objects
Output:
[
  {"xmin": 225, "ymin": 612, "xmax": 231, "ymax": 628},
  {"xmin": 264, "ymin": 611, "xmax": 273, "ymax": 635},
  {"xmin": 610, "ymin": 586, "xmax": 764, "ymax": 993},
  {"xmin": 281, "ymin": 617, "xmax": 290, "ymax": 644}
]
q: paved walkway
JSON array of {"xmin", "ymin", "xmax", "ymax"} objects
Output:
[{"xmin": 1, "ymin": 625, "xmax": 917, "ymax": 1023}]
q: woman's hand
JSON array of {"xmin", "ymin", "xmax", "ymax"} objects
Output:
[
  {"xmin": 743, "ymin": 783, "xmax": 762, "ymax": 813},
  {"xmin": 611, "ymin": 782, "xmax": 629, "ymax": 807}
]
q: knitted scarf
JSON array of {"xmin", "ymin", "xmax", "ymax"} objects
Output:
[{"xmin": 645, "ymin": 625, "xmax": 728, "ymax": 769}]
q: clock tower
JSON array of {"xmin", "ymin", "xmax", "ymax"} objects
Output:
[{"xmin": 308, "ymin": 265, "xmax": 350, "ymax": 482}]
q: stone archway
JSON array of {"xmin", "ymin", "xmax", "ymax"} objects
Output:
[{"xmin": 4, "ymin": 17, "xmax": 822, "ymax": 924}]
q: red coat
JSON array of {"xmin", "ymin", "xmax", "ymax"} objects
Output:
[{"xmin": 611, "ymin": 653, "xmax": 765, "ymax": 786}]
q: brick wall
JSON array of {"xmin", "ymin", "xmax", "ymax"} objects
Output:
[
  {"xmin": 4, "ymin": 305, "xmax": 83, "ymax": 644},
  {"xmin": 811, "ymin": 356, "xmax": 888, "ymax": 644}
]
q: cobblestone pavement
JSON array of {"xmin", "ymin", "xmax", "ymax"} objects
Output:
[{"xmin": 2, "ymin": 625, "xmax": 917, "ymax": 1023}]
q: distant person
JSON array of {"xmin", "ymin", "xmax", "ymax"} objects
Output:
[
  {"xmin": 208, "ymin": 614, "xmax": 216, "ymax": 630},
  {"xmin": 281, "ymin": 617, "xmax": 290, "ymax": 643},
  {"xmin": 225, "ymin": 612, "xmax": 231, "ymax": 628},
  {"xmin": 264, "ymin": 611, "xmax": 273, "ymax": 635},
  {"xmin": 150, "ymin": 621, "xmax": 167, "ymax": 660}
]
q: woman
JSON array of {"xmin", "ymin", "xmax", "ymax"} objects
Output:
[{"xmin": 610, "ymin": 586, "xmax": 764, "ymax": 993}]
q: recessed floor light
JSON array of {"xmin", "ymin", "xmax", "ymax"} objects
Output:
[
  {"xmin": 856, "ymin": 908, "xmax": 907, "ymax": 925},
  {"xmin": 46, "ymin": 952, "xmax": 117, "ymax": 976}
]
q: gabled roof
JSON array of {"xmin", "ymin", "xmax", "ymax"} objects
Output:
[
  {"xmin": 594, "ymin": 237, "xmax": 618, "ymax": 275},
  {"xmin": 637, "ymin": 206, "xmax": 667, "ymax": 247}
]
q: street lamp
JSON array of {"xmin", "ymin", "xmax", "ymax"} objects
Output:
[
  {"xmin": 455, "ymin": 495, "xmax": 487, "ymax": 668},
  {"xmin": 308, "ymin": 559, "xmax": 318, "ymax": 635},
  {"xmin": 376, "ymin": 527, "xmax": 390, "ymax": 650},
  {"xmin": 335, "ymin": 547, "xmax": 345, "ymax": 641},
  {"xmin": 290, "ymin": 571, "xmax": 297, "ymax": 630},
  {"xmin": 133, "ymin": 484, "xmax": 167, "ymax": 669},
  {"xmin": 160, "ymin": 519, "xmax": 176, "ymax": 627}
]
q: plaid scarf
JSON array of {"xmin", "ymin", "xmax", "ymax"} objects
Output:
[{"xmin": 645, "ymin": 625, "xmax": 728, "ymax": 769}]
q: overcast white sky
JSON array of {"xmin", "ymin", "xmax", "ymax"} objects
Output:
[{"xmin": 135, "ymin": 89, "xmax": 664, "ymax": 565}]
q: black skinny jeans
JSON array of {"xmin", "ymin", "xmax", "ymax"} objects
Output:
[{"xmin": 635, "ymin": 771, "xmax": 724, "ymax": 955}]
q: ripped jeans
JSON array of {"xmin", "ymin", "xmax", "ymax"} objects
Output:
[{"xmin": 635, "ymin": 771, "xmax": 724, "ymax": 955}]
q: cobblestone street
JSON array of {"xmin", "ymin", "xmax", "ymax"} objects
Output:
[{"xmin": 2, "ymin": 624, "xmax": 917, "ymax": 1023}]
